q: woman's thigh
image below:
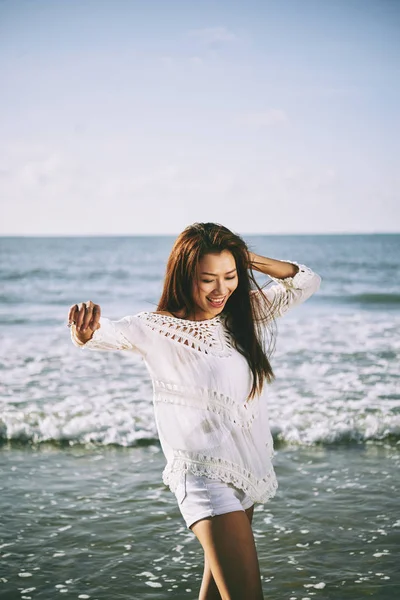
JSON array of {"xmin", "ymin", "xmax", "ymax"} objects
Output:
[{"xmin": 191, "ymin": 509, "xmax": 264, "ymax": 600}]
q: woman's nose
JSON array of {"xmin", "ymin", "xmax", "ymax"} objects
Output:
[{"xmin": 214, "ymin": 282, "xmax": 228, "ymax": 294}]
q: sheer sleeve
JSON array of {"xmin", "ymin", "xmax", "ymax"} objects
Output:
[
  {"xmin": 251, "ymin": 260, "xmax": 322, "ymax": 321},
  {"xmin": 70, "ymin": 314, "xmax": 150, "ymax": 358}
]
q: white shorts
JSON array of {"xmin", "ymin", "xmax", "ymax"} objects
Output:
[{"xmin": 174, "ymin": 471, "xmax": 254, "ymax": 530}]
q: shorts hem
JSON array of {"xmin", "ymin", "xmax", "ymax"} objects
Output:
[
  {"xmin": 185, "ymin": 503, "xmax": 249, "ymax": 530},
  {"xmin": 242, "ymin": 498, "xmax": 255, "ymax": 510}
]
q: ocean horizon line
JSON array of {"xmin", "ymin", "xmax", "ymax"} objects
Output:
[{"xmin": 0, "ymin": 231, "xmax": 399, "ymax": 238}]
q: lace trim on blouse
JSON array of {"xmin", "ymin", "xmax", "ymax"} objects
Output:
[
  {"xmin": 164, "ymin": 451, "xmax": 278, "ymax": 503},
  {"xmin": 136, "ymin": 311, "xmax": 233, "ymax": 357}
]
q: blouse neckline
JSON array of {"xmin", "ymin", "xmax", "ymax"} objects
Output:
[{"xmin": 143, "ymin": 311, "xmax": 223, "ymax": 325}]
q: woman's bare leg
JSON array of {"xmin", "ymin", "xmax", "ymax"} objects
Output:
[
  {"xmin": 193, "ymin": 505, "xmax": 259, "ymax": 600},
  {"xmin": 198, "ymin": 553, "xmax": 223, "ymax": 600}
]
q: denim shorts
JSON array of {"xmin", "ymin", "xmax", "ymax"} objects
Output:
[{"xmin": 174, "ymin": 471, "xmax": 254, "ymax": 530}]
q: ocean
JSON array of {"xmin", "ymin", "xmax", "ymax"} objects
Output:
[{"xmin": 0, "ymin": 233, "xmax": 399, "ymax": 599}]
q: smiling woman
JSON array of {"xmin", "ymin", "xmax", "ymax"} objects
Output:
[
  {"xmin": 181, "ymin": 249, "xmax": 238, "ymax": 320},
  {"xmin": 68, "ymin": 221, "xmax": 321, "ymax": 599}
]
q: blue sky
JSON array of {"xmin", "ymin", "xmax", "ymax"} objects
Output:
[{"xmin": 0, "ymin": 0, "xmax": 399, "ymax": 235}]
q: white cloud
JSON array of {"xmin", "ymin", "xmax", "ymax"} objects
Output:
[
  {"xmin": 0, "ymin": 138, "xmax": 395, "ymax": 235},
  {"xmin": 0, "ymin": 143, "xmax": 63, "ymax": 190}
]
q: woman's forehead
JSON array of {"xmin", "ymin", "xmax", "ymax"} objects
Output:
[{"xmin": 197, "ymin": 251, "xmax": 236, "ymax": 272}]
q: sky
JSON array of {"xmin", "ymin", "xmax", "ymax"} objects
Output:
[{"xmin": 0, "ymin": 0, "xmax": 399, "ymax": 235}]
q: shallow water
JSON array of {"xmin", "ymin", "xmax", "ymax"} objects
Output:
[{"xmin": 1, "ymin": 443, "xmax": 398, "ymax": 599}]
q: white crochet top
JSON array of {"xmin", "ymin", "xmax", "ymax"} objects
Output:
[{"xmin": 70, "ymin": 260, "xmax": 321, "ymax": 503}]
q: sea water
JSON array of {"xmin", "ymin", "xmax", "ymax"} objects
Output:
[{"xmin": 0, "ymin": 233, "xmax": 399, "ymax": 599}]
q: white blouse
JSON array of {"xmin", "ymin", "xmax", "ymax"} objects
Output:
[{"xmin": 70, "ymin": 260, "xmax": 321, "ymax": 504}]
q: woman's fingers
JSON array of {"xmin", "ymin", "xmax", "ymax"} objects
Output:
[
  {"xmin": 67, "ymin": 301, "xmax": 101, "ymax": 332},
  {"xmin": 68, "ymin": 303, "xmax": 79, "ymax": 326},
  {"xmin": 90, "ymin": 304, "xmax": 101, "ymax": 331},
  {"xmin": 75, "ymin": 302, "xmax": 86, "ymax": 331},
  {"xmin": 80, "ymin": 301, "xmax": 94, "ymax": 332},
  {"xmin": 81, "ymin": 302, "xmax": 101, "ymax": 332}
]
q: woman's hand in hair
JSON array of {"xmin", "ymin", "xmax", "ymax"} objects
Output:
[
  {"xmin": 67, "ymin": 301, "xmax": 101, "ymax": 344},
  {"xmin": 248, "ymin": 251, "xmax": 261, "ymax": 272},
  {"xmin": 247, "ymin": 252, "xmax": 299, "ymax": 278}
]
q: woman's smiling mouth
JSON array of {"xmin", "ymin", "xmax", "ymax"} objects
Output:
[{"xmin": 206, "ymin": 296, "xmax": 226, "ymax": 307}]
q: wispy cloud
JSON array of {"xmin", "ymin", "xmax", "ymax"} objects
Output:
[{"xmin": 187, "ymin": 26, "xmax": 237, "ymax": 45}]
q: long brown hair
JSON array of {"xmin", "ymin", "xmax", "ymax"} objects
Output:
[{"xmin": 157, "ymin": 222, "xmax": 279, "ymax": 402}]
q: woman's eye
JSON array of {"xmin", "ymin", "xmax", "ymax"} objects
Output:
[{"xmin": 202, "ymin": 276, "xmax": 236, "ymax": 283}]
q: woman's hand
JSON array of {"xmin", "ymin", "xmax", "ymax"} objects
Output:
[
  {"xmin": 248, "ymin": 251, "xmax": 261, "ymax": 272},
  {"xmin": 67, "ymin": 301, "xmax": 101, "ymax": 344},
  {"xmin": 247, "ymin": 252, "xmax": 299, "ymax": 278}
]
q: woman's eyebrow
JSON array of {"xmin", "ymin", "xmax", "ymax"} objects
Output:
[{"xmin": 200, "ymin": 268, "xmax": 237, "ymax": 275}]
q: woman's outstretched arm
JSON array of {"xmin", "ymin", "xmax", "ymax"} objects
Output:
[{"xmin": 67, "ymin": 301, "xmax": 149, "ymax": 356}]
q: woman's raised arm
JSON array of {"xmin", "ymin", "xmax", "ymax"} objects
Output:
[{"xmin": 249, "ymin": 254, "xmax": 322, "ymax": 321}]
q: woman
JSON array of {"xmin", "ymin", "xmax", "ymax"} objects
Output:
[{"xmin": 68, "ymin": 222, "xmax": 321, "ymax": 600}]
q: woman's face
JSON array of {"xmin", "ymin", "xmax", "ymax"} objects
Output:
[{"xmin": 190, "ymin": 250, "xmax": 239, "ymax": 320}]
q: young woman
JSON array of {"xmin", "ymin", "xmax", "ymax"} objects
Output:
[{"xmin": 68, "ymin": 222, "xmax": 321, "ymax": 600}]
